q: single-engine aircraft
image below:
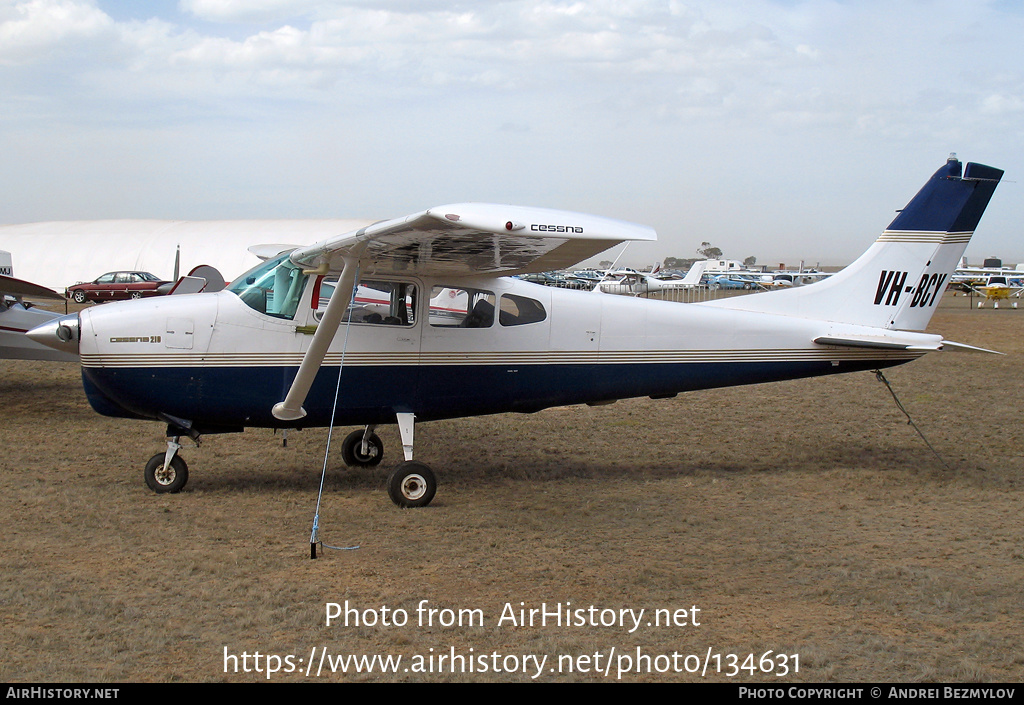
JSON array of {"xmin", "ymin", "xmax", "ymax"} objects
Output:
[
  {"xmin": 0, "ymin": 274, "xmax": 77, "ymax": 362},
  {"xmin": 963, "ymin": 275, "xmax": 1022, "ymax": 308},
  {"xmin": 598, "ymin": 261, "xmax": 707, "ymax": 295},
  {"xmin": 28, "ymin": 156, "xmax": 1003, "ymax": 507}
]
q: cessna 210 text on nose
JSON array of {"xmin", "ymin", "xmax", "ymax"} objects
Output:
[{"xmin": 29, "ymin": 156, "xmax": 1002, "ymax": 507}]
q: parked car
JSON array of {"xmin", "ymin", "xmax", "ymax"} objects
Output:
[{"xmin": 66, "ymin": 271, "xmax": 171, "ymax": 303}]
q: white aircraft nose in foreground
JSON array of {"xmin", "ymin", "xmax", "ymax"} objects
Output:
[{"xmin": 29, "ymin": 156, "xmax": 1003, "ymax": 507}]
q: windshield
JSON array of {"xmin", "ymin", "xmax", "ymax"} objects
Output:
[{"xmin": 227, "ymin": 252, "xmax": 308, "ymax": 320}]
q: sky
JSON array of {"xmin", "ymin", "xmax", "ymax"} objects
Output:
[{"xmin": 2, "ymin": 0, "xmax": 1023, "ymax": 267}]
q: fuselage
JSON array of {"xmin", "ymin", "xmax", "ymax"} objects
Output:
[{"xmin": 70, "ymin": 261, "xmax": 927, "ymax": 434}]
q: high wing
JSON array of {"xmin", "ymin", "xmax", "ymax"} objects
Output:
[
  {"xmin": 272, "ymin": 203, "xmax": 656, "ymax": 421},
  {"xmin": 287, "ymin": 203, "xmax": 656, "ymax": 277}
]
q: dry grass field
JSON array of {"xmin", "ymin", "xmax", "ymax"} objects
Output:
[{"xmin": 1, "ymin": 292, "xmax": 1022, "ymax": 682}]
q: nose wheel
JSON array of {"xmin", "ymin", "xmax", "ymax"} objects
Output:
[
  {"xmin": 143, "ymin": 433, "xmax": 194, "ymax": 494},
  {"xmin": 341, "ymin": 427, "xmax": 384, "ymax": 467},
  {"xmin": 144, "ymin": 451, "xmax": 189, "ymax": 493}
]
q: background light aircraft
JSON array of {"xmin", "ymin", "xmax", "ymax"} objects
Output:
[
  {"xmin": 0, "ymin": 274, "xmax": 77, "ymax": 361},
  {"xmin": 755, "ymin": 269, "xmax": 834, "ymax": 289},
  {"xmin": 598, "ymin": 261, "xmax": 706, "ymax": 295},
  {"xmin": 950, "ymin": 258, "xmax": 1024, "ymax": 295},
  {"xmin": 29, "ymin": 156, "xmax": 1002, "ymax": 508},
  {"xmin": 953, "ymin": 257, "xmax": 1024, "ymax": 280},
  {"xmin": 963, "ymin": 275, "xmax": 1023, "ymax": 308}
]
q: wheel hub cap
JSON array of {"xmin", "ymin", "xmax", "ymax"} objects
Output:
[{"xmin": 401, "ymin": 474, "xmax": 426, "ymax": 500}]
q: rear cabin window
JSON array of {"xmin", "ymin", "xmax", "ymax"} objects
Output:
[
  {"xmin": 499, "ymin": 294, "xmax": 546, "ymax": 326},
  {"xmin": 429, "ymin": 287, "xmax": 495, "ymax": 328}
]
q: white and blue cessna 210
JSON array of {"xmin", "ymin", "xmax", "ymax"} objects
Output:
[{"xmin": 29, "ymin": 156, "xmax": 1002, "ymax": 507}]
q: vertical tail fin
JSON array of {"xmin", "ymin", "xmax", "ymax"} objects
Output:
[
  {"xmin": 704, "ymin": 156, "xmax": 1003, "ymax": 330},
  {"xmin": 680, "ymin": 260, "xmax": 707, "ymax": 287}
]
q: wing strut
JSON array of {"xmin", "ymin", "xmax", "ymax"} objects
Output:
[{"xmin": 272, "ymin": 257, "xmax": 359, "ymax": 421}]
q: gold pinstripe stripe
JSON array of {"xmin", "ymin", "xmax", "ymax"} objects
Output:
[
  {"xmin": 81, "ymin": 348, "xmax": 920, "ymax": 369},
  {"xmin": 876, "ymin": 230, "xmax": 973, "ymax": 244}
]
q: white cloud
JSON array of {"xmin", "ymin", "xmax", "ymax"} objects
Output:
[
  {"xmin": 980, "ymin": 93, "xmax": 1024, "ymax": 116},
  {"xmin": 178, "ymin": 0, "xmax": 470, "ymax": 24},
  {"xmin": 179, "ymin": 0, "xmax": 313, "ymax": 23},
  {"xmin": 0, "ymin": 0, "xmax": 115, "ymax": 64},
  {"xmin": 0, "ymin": 1, "xmax": 816, "ymax": 107},
  {"xmin": 1, "ymin": 1, "xmax": 1023, "ymax": 261}
]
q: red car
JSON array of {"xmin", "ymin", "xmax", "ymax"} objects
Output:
[{"xmin": 67, "ymin": 271, "xmax": 171, "ymax": 303}]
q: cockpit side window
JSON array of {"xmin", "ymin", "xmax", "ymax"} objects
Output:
[
  {"xmin": 227, "ymin": 253, "xmax": 308, "ymax": 320},
  {"xmin": 314, "ymin": 278, "xmax": 417, "ymax": 326}
]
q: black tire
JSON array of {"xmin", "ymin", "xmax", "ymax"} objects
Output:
[
  {"xmin": 387, "ymin": 461, "xmax": 436, "ymax": 508},
  {"xmin": 130, "ymin": 291, "xmax": 143, "ymax": 299},
  {"xmin": 341, "ymin": 430, "xmax": 384, "ymax": 467},
  {"xmin": 743, "ymin": 283, "xmax": 752, "ymax": 290},
  {"xmin": 144, "ymin": 453, "xmax": 189, "ymax": 493},
  {"xmin": 72, "ymin": 290, "xmax": 87, "ymax": 304}
]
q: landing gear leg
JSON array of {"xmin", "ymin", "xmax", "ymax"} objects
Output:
[{"xmin": 387, "ymin": 412, "xmax": 436, "ymax": 508}]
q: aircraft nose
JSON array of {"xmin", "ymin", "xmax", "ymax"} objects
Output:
[{"xmin": 26, "ymin": 313, "xmax": 80, "ymax": 357}]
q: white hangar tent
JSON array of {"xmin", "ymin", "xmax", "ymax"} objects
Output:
[{"xmin": 0, "ymin": 219, "xmax": 373, "ymax": 292}]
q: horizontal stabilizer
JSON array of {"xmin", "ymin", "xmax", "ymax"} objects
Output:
[
  {"xmin": 938, "ymin": 339, "xmax": 1003, "ymax": 355},
  {"xmin": 813, "ymin": 335, "xmax": 941, "ymax": 352},
  {"xmin": 814, "ymin": 335, "xmax": 1001, "ymax": 355}
]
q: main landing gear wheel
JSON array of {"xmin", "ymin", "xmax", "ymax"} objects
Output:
[
  {"xmin": 144, "ymin": 453, "xmax": 189, "ymax": 493},
  {"xmin": 387, "ymin": 461, "xmax": 436, "ymax": 508},
  {"xmin": 341, "ymin": 430, "xmax": 384, "ymax": 467}
]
